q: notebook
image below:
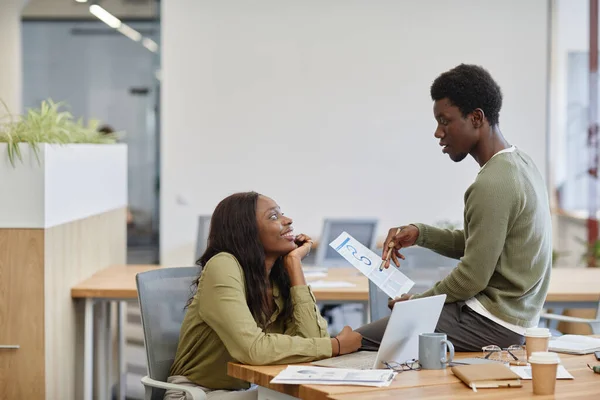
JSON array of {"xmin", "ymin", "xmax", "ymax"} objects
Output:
[
  {"xmin": 451, "ymin": 363, "xmax": 522, "ymax": 392},
  {"xmin": 548, "ymin": 335, "xmax": 600, "ymax": 355}
]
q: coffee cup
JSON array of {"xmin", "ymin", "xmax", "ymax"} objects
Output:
[
  {"xmin": 418, "ymin": 333, "xmax": 455, "ymax": 369},
  {"xmin": 525, "ymin": 327, "xmax": 552, "ymax": 359},
  {"xmin": 529, "ymin": 351, "xmax": 560, "ymax": 395}
]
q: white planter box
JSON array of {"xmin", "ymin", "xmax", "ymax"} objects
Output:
[{"xmin": 0, "ymin": 143, "xmax": 127, "ymax": 228}]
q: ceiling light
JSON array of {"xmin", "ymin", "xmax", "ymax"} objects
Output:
[
  {"xmin": 89, "ymin": 5, "xmax": 121, "ymax": 29},
  {"xmin": 142, "ymin": 38, "xmax": 159, "ymax": 53},
  {"xmin": 117, "ymin": 23, "xmax": 142, "ymax": 42}
]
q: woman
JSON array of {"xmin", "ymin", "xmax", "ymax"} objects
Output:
[{"xmin": 165, "ymin": 192, "xmax": 362, "ymax": 399}]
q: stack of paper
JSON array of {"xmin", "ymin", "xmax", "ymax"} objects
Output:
[
  {"xmin": 548, "ymin": 335, "xmax": 600, "ymax": 355},
  {"xmin": 270, "ymin": 365, "xmax": 396, "ymax": 387}
]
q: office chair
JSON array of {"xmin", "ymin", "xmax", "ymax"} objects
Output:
[
  {"xmin": 540, "ymin": 301, "xmax": 600, "ymax": 335},
  {"xmin": 136, "ymin": 267, "xmax": 207, "ymax": 400},
  {"xmin": 195, "ymin": 215, "xmax": 212, "ymax": 263}
]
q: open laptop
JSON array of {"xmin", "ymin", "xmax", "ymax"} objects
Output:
[{"xmin": 312, "ymin": 294, "xmax": 446, "ymax": 370}]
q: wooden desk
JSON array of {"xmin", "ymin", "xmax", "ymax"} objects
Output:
[
  {"xmin": 229, "ymin": 353, "xmax": 599, "ymax": 400},
  {"xmin": 71, "ymin": 265, "xmax": 369, "ymax": 302},
  {"xmin": 545, "ymin": 268, "xmax": 600, "ymax": 308}
]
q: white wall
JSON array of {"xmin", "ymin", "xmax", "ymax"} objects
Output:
[{"xmin": 161, "ymin": 0, "xmax": 550, "ymax": 266}]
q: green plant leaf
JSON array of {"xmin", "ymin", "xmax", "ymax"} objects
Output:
[{"xmin": 0, "ymin": 98, "xmax": 121, "ymax": 167}]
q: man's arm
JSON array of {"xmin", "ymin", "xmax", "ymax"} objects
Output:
[
  {"xmin": 412, "ymin": 178, "xmax": 518, "ymax": 303},
  {"xmin": 412, "ymin": 224, "xmax": 465, "ymax": 260}
]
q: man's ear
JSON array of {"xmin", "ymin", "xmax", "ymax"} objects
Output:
[{"xmin": 471, "ymin": 108, "xmax": 485, "ymax": 128}]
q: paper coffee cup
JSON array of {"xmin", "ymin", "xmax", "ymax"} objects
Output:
[
  {"xmin": 525, "ymin": 328, "xmax": 551, "ymax": 359},
  {"xmin": 529, "ymin": 351, "xmax": 560, "ymax": 395}
]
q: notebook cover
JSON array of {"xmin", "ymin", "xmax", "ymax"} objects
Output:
[{"xmin": 451, "ymin": 363, "xmax": 521, "ymax": 387}]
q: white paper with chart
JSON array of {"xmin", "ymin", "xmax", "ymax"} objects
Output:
[{"xmin": 329, "ymin": 232, "xmax": 414, "ymax": 299}]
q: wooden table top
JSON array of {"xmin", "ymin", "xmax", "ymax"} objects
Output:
[
  {"xmin": 229, "ymin": 353, "xmax": 599, "ymax": 400},
  {"xmin": 545, "ymin": 268, "xmax": 600, "ymax": 303},
  {"xmin": 70, "ymin": 265, "xmax": 369, "ymax": 301},
  {"xmin": 71, "ymin": 264, "xmax": 600, "ymax": 305}
]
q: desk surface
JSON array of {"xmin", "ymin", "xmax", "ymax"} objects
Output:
[
  {"xmin": 228, "ymin": 353, "xmax": 599, "ymax": 400},
  {"xmin": 546, "ymin": 268, "xmax": 600, "ymax": 303},
  {"xmin": 71, "ymin": 264, "xmax": 600, "ymax": 304},
  {"xmin": 70, "ymin": 265, "xmax": 369, "ymax": 301}
]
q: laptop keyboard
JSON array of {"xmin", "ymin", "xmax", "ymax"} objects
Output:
[{"xmin": 311, "ymin": 351, "xmax": 378, "ymax": 370}]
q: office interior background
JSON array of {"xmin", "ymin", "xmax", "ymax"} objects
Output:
[{"xmin": 1, "ymin": 0, "xmax": 599, "ymax": 399}]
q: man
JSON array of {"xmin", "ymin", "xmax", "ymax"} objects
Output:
[{"xmin": 366, "ymin": 64, "xmax": 552, "ymax": 351}]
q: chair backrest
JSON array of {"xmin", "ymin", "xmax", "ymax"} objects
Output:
[
  {"xmin": 315, "ymin": 218, "xmax": 378, "ymax": 267},
  {"xmin": 368, "ymin": 246, "xmax": 457, "ymax": 322},
  {"xmin": 195, "ymin": 215, "xmax": 212, "ymax": 263},
  {"xmin": 136, "ymin": 266, "xmax": 201, "ymax": 397}
]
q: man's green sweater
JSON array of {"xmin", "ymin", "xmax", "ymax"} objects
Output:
[{"xmin": 412, "ymin": 148, "xmax": 552, "ymax": 328}]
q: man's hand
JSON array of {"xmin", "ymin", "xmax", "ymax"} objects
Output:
[
  {"xmin": 387, "ymin": 294, "xmax": 413, "ymax": 310},
  {"xmin": 381, "ymin": 225, "xmax": 420, "ymax": 268}
]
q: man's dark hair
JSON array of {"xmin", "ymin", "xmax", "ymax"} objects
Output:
[{"xmin": 430, "ymin": 64, "xmax": 503, "ymax": 126}]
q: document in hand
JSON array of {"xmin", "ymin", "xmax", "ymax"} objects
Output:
[
  {"xmin": 329, "ymin": 232, "xmax": 414, "ymax": 299},
  {"xmin": 451, "ymin": 363, "xmax": 522, "ymax": 392},
  {"xmin": 270, "ymin": 365, "xmax": 396, "ymax": 387},
  {"xmin": 548, "ymin": 335, "xmax": 600, "ymax": 355}
]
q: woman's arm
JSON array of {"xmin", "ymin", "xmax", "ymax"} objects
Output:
[{"xmin": 197, "ymin": 253, "xmax": 333, "ymax": 365}]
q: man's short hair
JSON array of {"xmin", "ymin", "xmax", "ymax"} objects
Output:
[{"xmin": 430, "ymin": 64, "xmax": 503, "ymax": 126}]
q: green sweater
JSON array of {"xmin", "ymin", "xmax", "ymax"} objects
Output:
[
  {"xmin": 169, "ymin": 252, "xmax": 332, "ymax": 390},
  {"xmin": 411, "ymin": 148, "xmax": 552, "ymax": 328}
]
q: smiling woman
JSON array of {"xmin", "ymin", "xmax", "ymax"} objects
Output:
[{"xmin": 164, "ymin": 191, "xmax": 362, "ymax": 399}]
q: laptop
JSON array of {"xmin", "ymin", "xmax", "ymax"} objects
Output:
[{"xmin": 312, "ymin": 294, "xmax": 446, "ymax": 370}]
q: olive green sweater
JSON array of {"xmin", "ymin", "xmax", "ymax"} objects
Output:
[
  {"xmin": 412, "ymin": 148, "xmax": 552, "ymax": 328},
  {"xmin": 169, "ymin": 252, "xmax": 332, "ymax": 390}
]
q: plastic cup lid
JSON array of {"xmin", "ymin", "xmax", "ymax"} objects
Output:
[
  {"xmin": 525, "ymin": 327, "xmax": 552, "ymax": 338},
  {"xmin": 528, "ymin": 351, "xmax": 560, "ymax": 364}
]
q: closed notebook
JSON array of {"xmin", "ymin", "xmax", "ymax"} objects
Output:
[{"xmin": 451, "ymin": 363, "xmax": 522, "ymax": 391}]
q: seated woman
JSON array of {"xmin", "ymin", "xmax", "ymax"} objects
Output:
[{"xmin": 165, "ymin": 192, "xmax": 362, "ymax": 400}]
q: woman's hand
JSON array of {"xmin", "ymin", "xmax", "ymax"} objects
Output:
[
  {"xmin": 282, "ymin": 234, "xmax": 313, "ymax": 286},
  {"xmin": 284, "ymin": 234, "xmax": 314, "ymax": 262},
  {"xmin": 331, "ymin": 326, "xmax": 362, "ymax": 356}
]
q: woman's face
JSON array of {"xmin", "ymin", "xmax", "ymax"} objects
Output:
[{"xmin": 256, "ymin": 195, "xmax": 296, "ymax": 256}]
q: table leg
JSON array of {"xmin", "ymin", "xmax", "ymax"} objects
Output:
[
  {"xmin": 117, "ymin": 301, "xmax": 126, "ymax": 400},
  {"xmin": 84, "ymin": 298, "xmax": 95, "ymax": 400},
  {"xmin": 98, "ymin": 301, "xmax": 107, "ymax": 400},
  {"xmin": 106, "ymin": 302, "xmax": 113, "ymax": 400}
]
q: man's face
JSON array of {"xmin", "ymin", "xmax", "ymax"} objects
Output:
[{"xmin": 433, "ymin": 98, "xmax": 479, "ymax": 162}]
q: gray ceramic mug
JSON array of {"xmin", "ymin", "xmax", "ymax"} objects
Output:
[{"xmin": 418, "ymin": 333, "xmax": 455, "ymax": 369}]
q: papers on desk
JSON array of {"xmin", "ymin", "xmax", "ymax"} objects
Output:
[
  {"xmin": 270, "ymin": 365, "xmax": 396, "ymax": 387},
  {"xmin": 329, "ymin": 232, "xmax": 414, "ymax": 299},
  {"xmin": 308, "ymin": 280, "xmax": 356, "ymax": 288},
  {"xmin": 510, "ymin": 365, "xmax": 574, "ymax": 380},
  {"xmin": 548, "ymin": 335, "xmax": 600, "ymax": 355},
  {"xmin": 303, "ymin": 271, "xmax": 328, "ymax": 279}
]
